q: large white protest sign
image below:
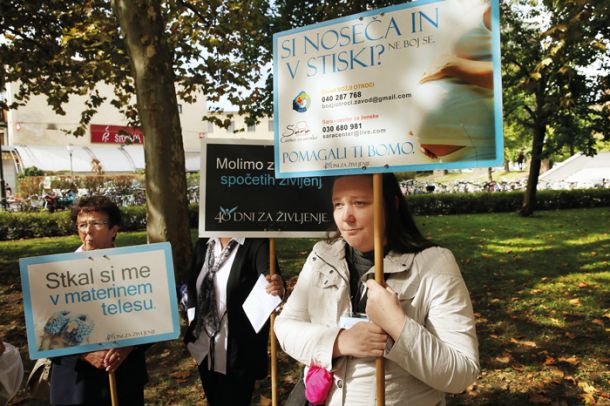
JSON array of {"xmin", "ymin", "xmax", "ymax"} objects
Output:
[
  {"xmin": 274, "ymin": 0, "xmax": 503, "ymax": 177},
  {"xmin": 20, "ymin": 242, "xmax": 180, "ymax": 359}
]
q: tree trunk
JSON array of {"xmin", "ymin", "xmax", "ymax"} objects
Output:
[
  {"xmin": 520, "ymin": 123, "xmax": 545, "ymax": 216},
  {"xmin": 111, "ymin": 0, "xmax": 192, "ymax": 281}
]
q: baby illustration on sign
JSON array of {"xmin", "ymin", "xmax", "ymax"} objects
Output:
[
  {"xmin": 414, "ymin": 2, "xmax": 495, "ymax": 163},
  {"xmin": 39, "ymin": 311, "xmax": 95, "ymax": 350}
]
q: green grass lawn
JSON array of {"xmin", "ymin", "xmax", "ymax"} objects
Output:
[{"xmin": 1, "ymin": 207, "xmax": 608, "ymax": 405}]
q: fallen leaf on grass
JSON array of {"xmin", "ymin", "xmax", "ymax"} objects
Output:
[
  {"xmin": 258, "ymin": 395, "xmax": 272, "ymax": 406},
  {"xmin": 578, "ymin": 282, "xmax": 589, "ymax": 288},
  {"xmin": 544, "ymin": 356, "xmax": 557, "ymax": 366},
  {"xmin": 564, "ymin": 332, "xmax": 576, "ymax": 339},
  {"xmin": 522, "ymin": 340, "xmax": 538, "ymax": 348},
  {"xmin": 466, "ymin": 384, "xmax": 479, "ymax": 397},
  {"xmin": 496, "ymin": 355, "xmax": 511, "ymax": 364},
  {"xmin": 282, "ymin": 375, "xmax": 296, "ymax": 384},
  {"xmin": 569, "ymin": 298, "xmax": 581, "ymax": 306},
  {"xmin": 580, "ymin": 393, "xmax": 597, "ymax": 404},
  {"xmin": 592, "ymin": 319, "xmax": 605, "ymax": 327},
  {"xmin": 579, "ymin": 382, "xmax": 598, "ymax": 394},
  {"xmin": 510, "ymin": 337, "xmax": 537, "ymax": 347},
  {"xmin": 558, "ymin": 356, "xmax": 579, "ymax": 365},
  {"xmin": 170, "ymin": 371, "xmax": 191, "ymax": 380},
  {"xmin": 550, "ymin": 368, "xmax": 565, "ymax": 379}
]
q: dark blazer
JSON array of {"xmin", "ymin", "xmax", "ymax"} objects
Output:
[
  {"xmin": 50, "ymin": 347, "xmax": 147, "ymax": 405},
  {"xmin": 184, "ymin": 238, "xmax": 281, "ymax": 380}
]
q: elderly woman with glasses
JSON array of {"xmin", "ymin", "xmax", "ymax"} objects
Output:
[{"xmin": 49, "ymin": 196, "xmax": 149, "ymax": 406}]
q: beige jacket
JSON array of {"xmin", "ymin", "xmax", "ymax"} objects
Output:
[{"xmin": 275, "ymin": 240, "xmax": 479, "ymax": 405}]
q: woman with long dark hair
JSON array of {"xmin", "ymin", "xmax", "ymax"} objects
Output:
[{"xmin": 276, "ymin": 173, "xmax": 479, "ymax": 405}]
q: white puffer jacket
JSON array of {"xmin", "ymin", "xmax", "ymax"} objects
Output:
[{"xmin": 275, "ymin": 239, "xmax": 479, "ymax": 405}]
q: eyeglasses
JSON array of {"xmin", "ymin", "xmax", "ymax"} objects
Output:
[{"xmin": 77, "ymin": 221, "xmax": 109, "ymax": 232}]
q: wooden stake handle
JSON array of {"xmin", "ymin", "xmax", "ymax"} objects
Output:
[
  {"xmin": 269, "ymin": 238, "xmax": 278, "ymax": 406},
  {"xmin": 373, "ymin": 173, "xmax": 385, "ymax": 406},
  {"xmin": 109, "ymin": 371, "xmax": 119, "ymax": 406}
]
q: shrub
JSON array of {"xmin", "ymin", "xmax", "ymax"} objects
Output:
[
  {"xmin": 1, "ymin": 189, "xmax": 608, "ymax": 240},
  {"xmin": 0, "ymin": 205, "xmax": 200, "ymax": 240},
  {"xmin": 0, "ymin": 211, "xmax": 73, "ymax": 240},
  {"xmin": 407, "ymin": 188, "xmax": 610, "ymax": 215}
]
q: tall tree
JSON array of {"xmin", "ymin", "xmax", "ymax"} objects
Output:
[
  {"xmin": 0, "ymin": 0, "xmax": 274, "ymax": 280},
  {"xmin": 501, "ymin": 0, "xmax": 609, "ymax": 216}
]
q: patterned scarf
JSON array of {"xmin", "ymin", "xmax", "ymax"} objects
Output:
[{"xmin": 195, "ymin": 239, "xmax": 239, "ymax": 339}]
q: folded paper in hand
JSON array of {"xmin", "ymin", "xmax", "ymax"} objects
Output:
[{"xmin": 242, "ymin": 274, "xmax": 282, "ymax": 333}]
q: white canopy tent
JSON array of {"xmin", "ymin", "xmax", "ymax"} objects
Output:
[
  {"xmin": 12, "ymin": 144, "xmax": 201, "ymax": 173},
  {"xmin": 540, "ymin": 152, "xmax": 610, "ymax": 184}
]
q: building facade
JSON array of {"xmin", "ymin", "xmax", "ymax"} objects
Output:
[{"xmin": 0, "ymin": 82, "xmax": 273, "ymax": 191}]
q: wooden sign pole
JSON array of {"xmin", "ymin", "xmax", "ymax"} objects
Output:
[
  {"xmin": 269, "ymin": 238, "xmax": 278, "ymax": 406},
  {"xmin": 373, "ymin": 173, "xmax": 386, "ymax": 406},
  {"xmin": 109, "ymin": 371, "xmax": 119, "ymax": 406}
]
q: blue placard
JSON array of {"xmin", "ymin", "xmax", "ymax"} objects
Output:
[
  {"xmin": 19, "ymin": 242, "xmax": 180, "ymax": 359},
  {"xmin": 273, "ymin": 0, "xmax": 503, "ymax": 177}
]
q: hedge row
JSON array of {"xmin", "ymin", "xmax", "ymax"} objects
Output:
[
  {"xmin": 0, "ymin": 205, "xmax": 200, "ymax": 240},
  {"xmin": 406, "ymin": 188, "xmax": 610, "ymax": 215},
  {"xmin": 1, "ymin": 189, "xmax": 609, "ymax": 240}
]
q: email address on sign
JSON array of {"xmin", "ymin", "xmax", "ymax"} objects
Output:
[{"xmin": 321, "ymin": 93, "xmax": 412, "ymax": 109}]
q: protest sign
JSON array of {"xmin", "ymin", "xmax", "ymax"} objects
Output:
[
  {"xmin": 273, "ymin": 0, "xmax": 503, "ymax": 177},
  {"xmin": 19, "ymin": 242, "xmax": 180, "ymax": 359},
  {"xmin": 199, "ymin": 138, "xmax": 334, "ymax": 237}
]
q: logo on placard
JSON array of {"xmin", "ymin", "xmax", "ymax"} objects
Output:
[
  {"xmin": 219, "ymin": 206, "xmax": 238, "ymax": 216},
  {"xmin": 281, "ymin": 121, "xmax": 312, "ymax": 142},
  {"xmin": 292, "ymin": 91, "xmax": 311, "ymax": 113}
]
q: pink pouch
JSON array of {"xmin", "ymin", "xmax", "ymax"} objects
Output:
[{"xmin": 305, "ymin": 365, "xmax": 333, "ymax": 405}]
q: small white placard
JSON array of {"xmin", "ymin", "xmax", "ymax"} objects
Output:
[
  {"xmin": 242, "ymin": 274, "xmax": 282, "ymax": 333},
  {"xmin": 339, "ymin": 314, "xmax": 369, "ymax": 329}
]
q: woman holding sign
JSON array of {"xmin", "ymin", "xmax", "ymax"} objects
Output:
[
  {"xmin": 184, "ymin": 237, "xmax": 284, "ymax": 406},
  {"xmin": 50, "ymin": 196, "xmax": 148, "ymax": 406},
  {"xmin": 275, "ymin": 174, "xmax": 479, "ymax": 405}
]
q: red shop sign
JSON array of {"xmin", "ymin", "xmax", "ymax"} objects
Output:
[{"xmin": 90, "ymin": 124, "xmax": 144, "ymax": 144}]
